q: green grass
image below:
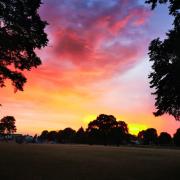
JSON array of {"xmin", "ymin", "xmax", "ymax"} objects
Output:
[{"xmin": 0, "ymin": 143, "xmax": 180, "ymax": 180}]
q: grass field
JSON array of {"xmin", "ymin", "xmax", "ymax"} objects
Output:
[{"xmin": 0, "ymin": 143, "xmax": 180, "ymax": 180}]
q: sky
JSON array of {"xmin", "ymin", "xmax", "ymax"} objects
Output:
[{"xmin": 0, "ymin": 0, "xmax": 180, "ymax": 136}]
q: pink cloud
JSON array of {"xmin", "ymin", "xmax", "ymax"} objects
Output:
[{"xmin": 30, "ymin": 0, "xmax": 152, "ymax": 90}]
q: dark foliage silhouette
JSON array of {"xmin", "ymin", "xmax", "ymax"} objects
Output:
[
  {"xmin": 109, "ymin": 121, "xmax": 129, "ymax": 145},
  {"xmin": 57, "ymin": 128, "xmax": 76, "ymax": 143},
  {"xmin": 146, "ymin": 0, "xmax": 180, "ymax": 120},
  {"xmin": 47, "ymin": 131, "xmax": 57, "ymax": 142},
  {"xmin": 15, "ymin": 134, "xmax": 24, "ymax": 144},
  {"xmin": 0, "ymin": 123, "xmax": 5, "ymax": 134},
  {"xmin": 87, "ymin": 114, "xmax": 116, "ymax": 145},
  {"xmin": 38, "ymin": 114, "xmax": 129, "ymax": 145},
  {"xmin": 138, "ymin": 128, "xmax": 158, "ymax": 145},
  {"xmin": 0, "ymin": 116, "xmax": 16, "ymax": 134},
  {"xmin": 40, "ymin": 130, "xmax": 49, "ymax": 141},
  {"xmin": 158, "ymin": 132, "xmax": 172, "ymax": 145},
  {"xmin": 0, "ymin": 0, "xmax": 48, "ymax": 91},
  {"xmin": 87, "ymin": 114, "xmax": 129, "ymax": 145},
  {"xmin": 75, "ymin": 127, "xmax": 86, "ymax": 144},
  {"xmin": 173, "ymin": 128, "xmax": 180, "ymax": 146},
  {"xmin": 38, "ymin": 114, "xmax": 180, "ymax": 147}
]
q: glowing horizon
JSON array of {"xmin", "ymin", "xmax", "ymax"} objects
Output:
[{"xmin": 0, "ymin": 0, "xmax": 179, "ymax": 136}]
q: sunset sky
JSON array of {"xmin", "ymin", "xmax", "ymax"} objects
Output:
[{"xmin": 1, "ymin": 0, "xmax": 179, "ymax": 136}]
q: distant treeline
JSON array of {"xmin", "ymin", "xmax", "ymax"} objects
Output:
[{"xmin": 38, "ymin": 114, "xmax": 180, "ymax": 146}]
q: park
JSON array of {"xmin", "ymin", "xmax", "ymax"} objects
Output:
[
  {"xmin": 0, "ymin": 0, "xmax": 180, "ymax": 179},
  {"xmin": 1, "ymin": 143, "xmax": 180, "ymax": 180}
]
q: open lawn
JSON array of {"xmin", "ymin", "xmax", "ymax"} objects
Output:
[{"xmin": 0, "ymin": 143, "xmax": 180, "ymax": 180}]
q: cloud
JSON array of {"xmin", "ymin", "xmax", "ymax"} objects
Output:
[{"xmin": 33, "ymin": 0, "xmax": 151, "ymax": 90}]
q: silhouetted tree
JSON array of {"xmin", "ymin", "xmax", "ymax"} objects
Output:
[
  {"xmin": 58, "ymin": 128, "xmax": 76, "ymax": 143},
  {"xmin": 32, "ymin": 134, "xmax": 38, "ymax": 143},
  {"xmin": 0, "ymin": 116, "xmax": 16, "ymax": 134},
  {"xmin": 0, "ymin": 0, "xmax": 48, "ymax": 91},
  {"xmin": 87, "ymin": 114, "xmax": 129, "ymax": 145},
  {"xmin": 128, "ymin": 134, "xmax": 138, "ymax": 144},
  {"xmin": 0, "ymin": 123, "xmax": 5, "ymax": 134},
  {"xmin": 76, "ymin": 127, "xmax": 85, "ymax": 136},
  {"xmin": 40, "ymin": 130, "xmax": 49, "ymax": 141},
  {"xmin": 173, "ymin": 128, "xmax": 180, "ymax": 146},
  {"xmin": 138, "ymin": 128, "xmax": 158, "ymax": 145},
  {"xmin": 87, "ymin": 128, "xmax": 101, "ymax": 145},
  {"xmin": 87, "ymin": 114, "xmax": 117, "ymax": 145},
  {"xmin": 116, "ymin": 121, "xmax": 128, "ymax": 134},
  {"xmin": 109, "ymin": 121, "xmax": 129, "ymax": 145},
  {"xmin": 87, "ymin": 114, "xmax": 117, "ymax": 131},
  {"xmin": 146, "ymin": 0, "xmax": 179, "ymax": 14},
  {"xmin": 158, "ymin": 132, "xmax": 172, "ymax": 145},
  {"xmin": 47, "ymin": 131, "xmax": 57, "ymax": 142},
  {"xmin": 138, "ymin": 130, "xmax": 145, "ymax": 144},
  {"xmin": 146, "ymin": 0, "xmax": 180, "ymax": 120},
  {"xmin": 75, "ymin": 127, "xmax": 86, "ymax": 144}
]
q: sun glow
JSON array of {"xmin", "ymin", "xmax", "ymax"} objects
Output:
[
  {"xmin": 83, "ymin": 116, "xmax": 148, "ymax": 136},
  {"xmin": 83, "ymin": 114, "xmax": 97, "ymax": 125},
  {"xmin": 128, "ymin": 124, "xmax": 147, "ymax": 135}
]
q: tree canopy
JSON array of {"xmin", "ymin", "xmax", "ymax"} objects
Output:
[
  {"xmin": 87, "ymin": 114, "xmax": 129, "ymax": 145},
  {"xmin": 146, "ymin": 0, "xmax": 180, "ymax": 120},
  {"xmin": 158, "ymin": 132, "xmax": 172, "ymax": 145},
  {"xmin": 138, "ymin": 128, "xmax": 158, "ymax": 145},
  {"xmin": 0, "ymin": 116, "xmax": 16, "ymax": 134},
  {"xmin": 0, "ymin": 0, "xmax": 48, "ymax": 91},
  {"xmin": 173, "ymin": 128, "xmax": 180, "ymax": 146},
  {"xmin": 38, "ymin": 113, "xmax": 180, "ymax": 146}
]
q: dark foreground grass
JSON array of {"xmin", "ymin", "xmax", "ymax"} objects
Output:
[{"xmin": 0, "ymin": 143, "xmax": 180, "ymax": 180}]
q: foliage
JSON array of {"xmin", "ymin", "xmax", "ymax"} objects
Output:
[
  {"xmin": 87, "ymin": 114, "xmax": 129, "ymax": 145},
  {"xmin": 146, "ymin": 0, "xmax": 180, "ymax": 120},
  {"xmin": 39, "ymin": 114, "xmax": 129, "ymax": 145},
  {"xmin": 173, "ymin": 128, "xmax": 180, "ymax": 146},
  {"xmin": 76, "ymin": 127, "xmax": 86, "ymax": 144},
  {"xmin": 0, "ymin": 122, "xmax": 5, "ymax": 134},
  {"xmin": 138, "ymin": 128, "xmax": 158, "ymax": 145},
  {"xmin": 47, "ymin": 131, "xmax": 58, "ymax": 142},
  {"xmin": 158, "ymin": 132, "xmax": 172, "ymax": 145},
  {"xmin": 146, "ymin": 0, "xmax": 180, "ymax": 15},
  {"xmin": 0, "ymin": 0, "xmax": 48, "ymax": 91},
  {"xmin": 38, "ymin": 114, "xmax": 180, "ymax": 146},
  {"xmin": 40, "ymin": 130, "xmax": 49, "ymax": 140},
  {"xmin": 0, "ymin": 116, "xmax": 16, "ymax": 134},
  {"xmin": 57, "ymin": 128, "xmax": 76, "ymax": 143}
]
